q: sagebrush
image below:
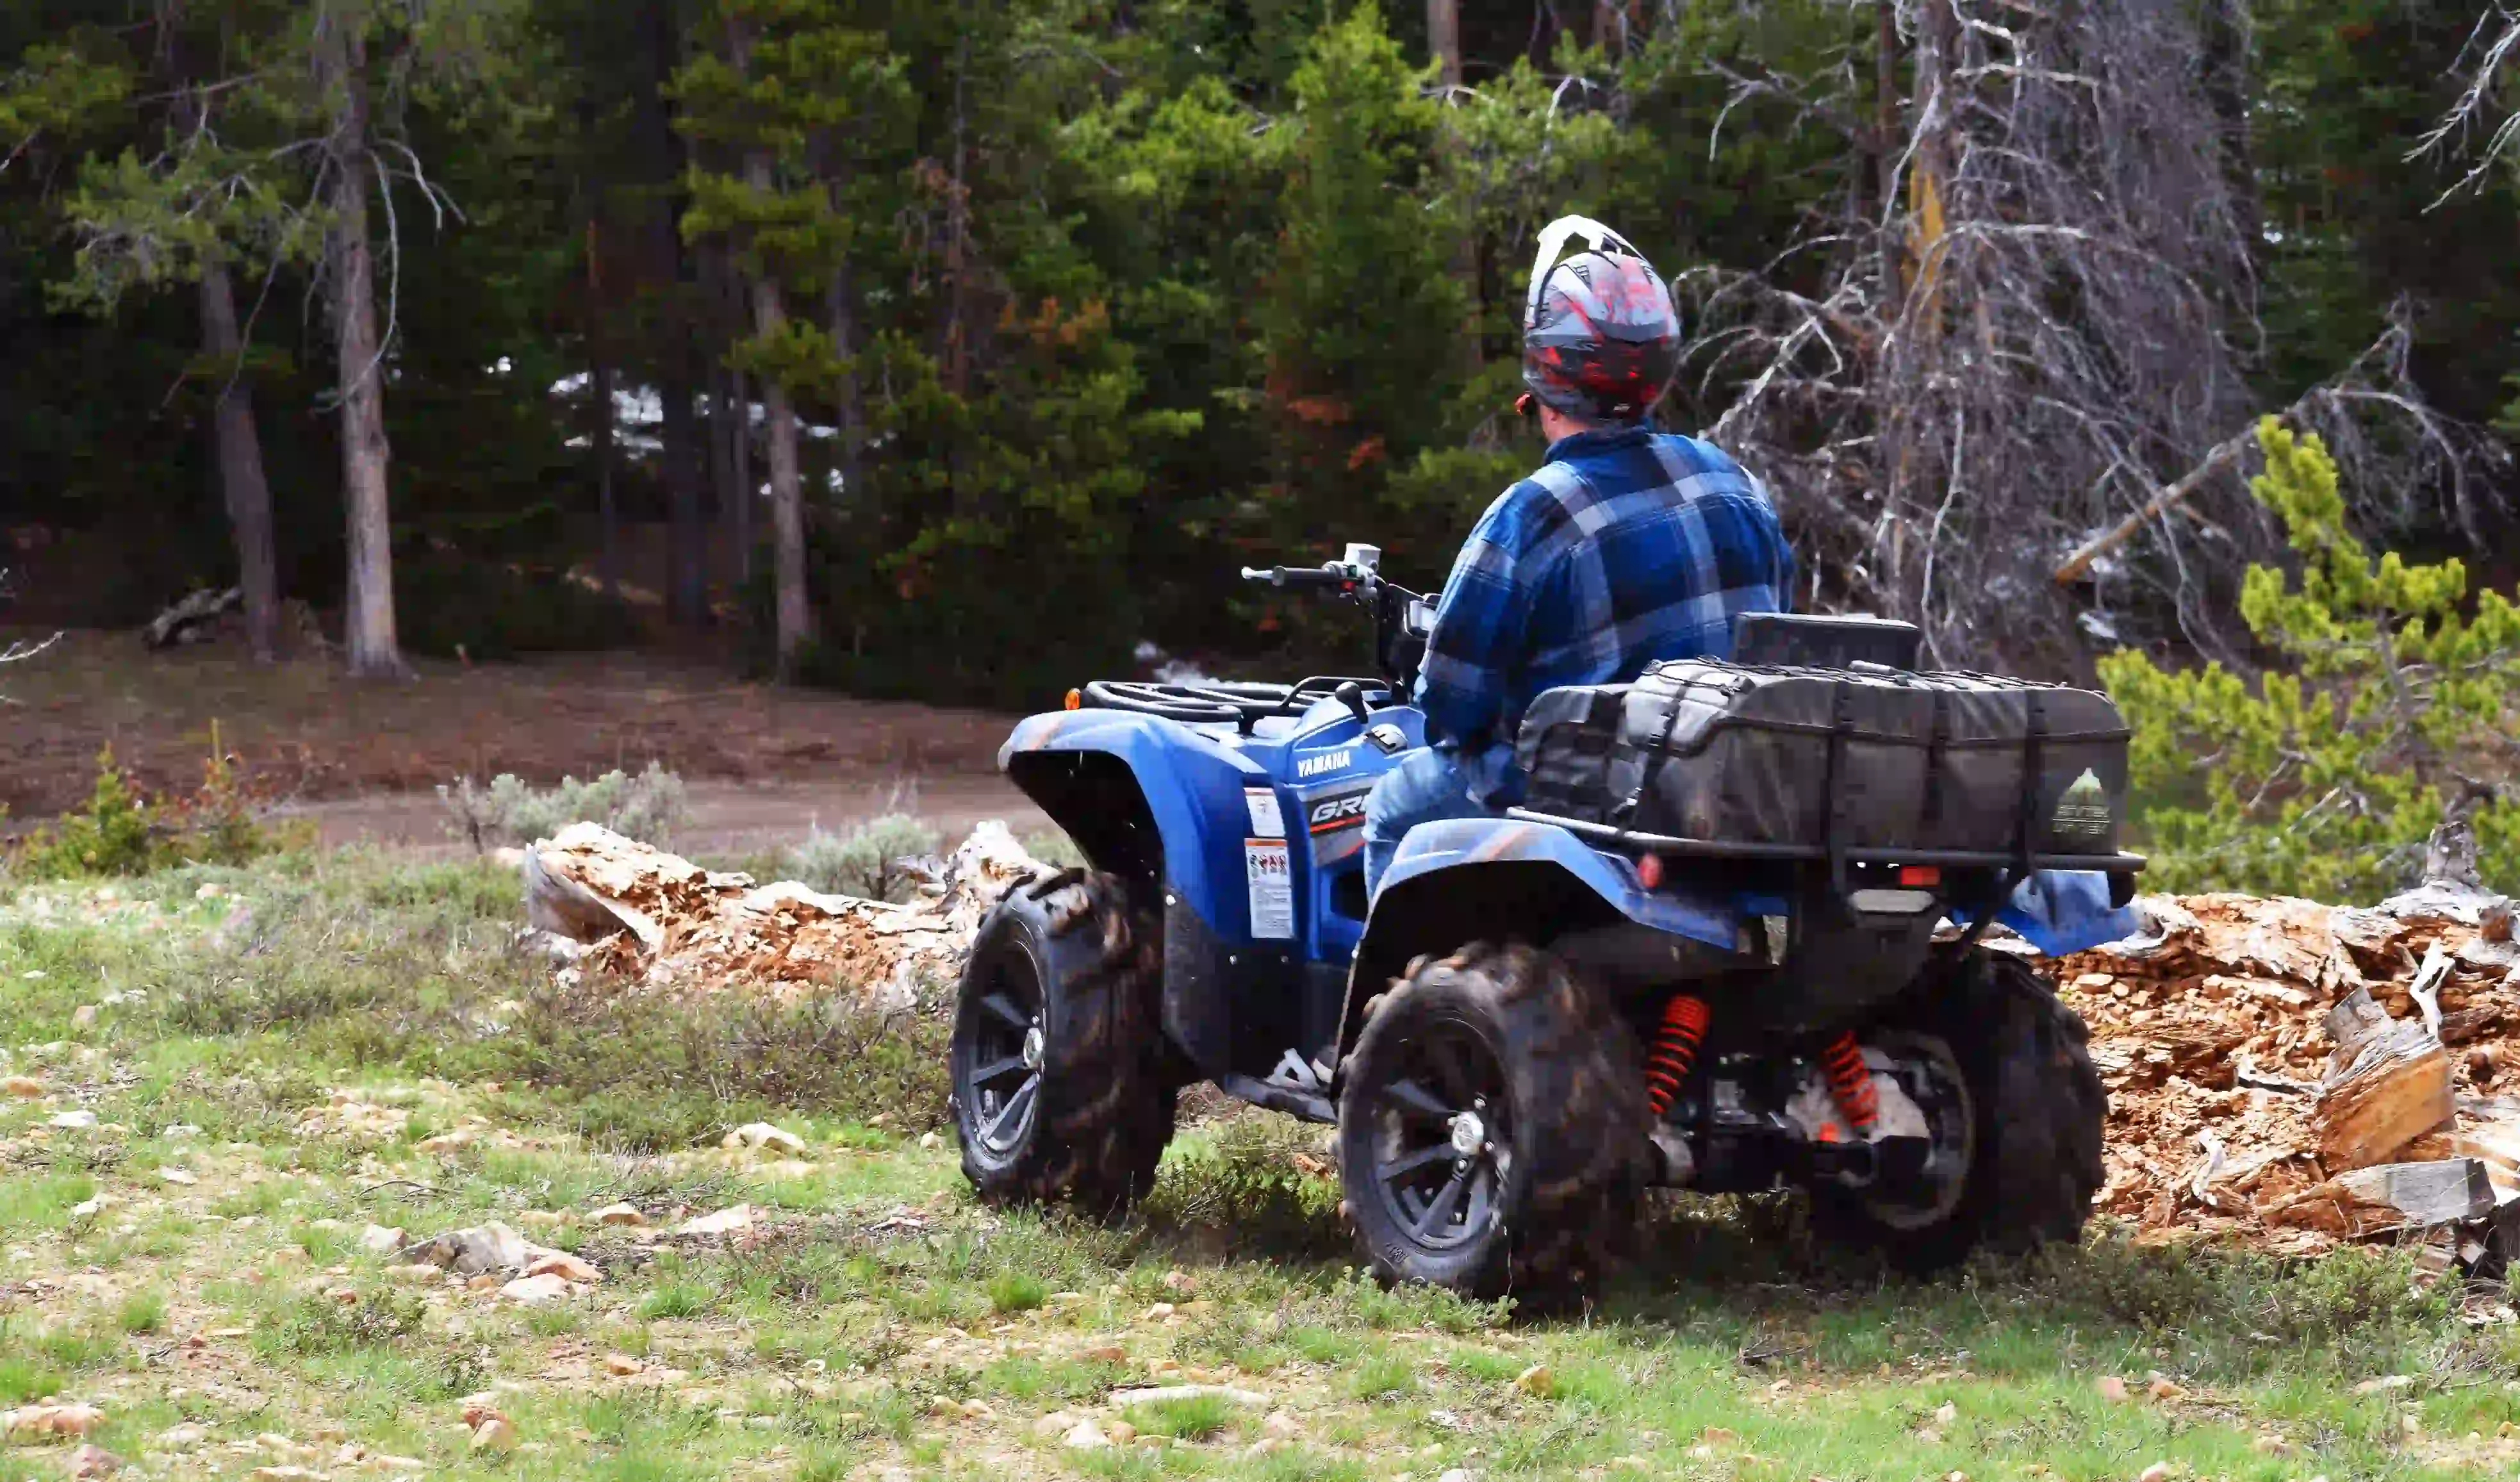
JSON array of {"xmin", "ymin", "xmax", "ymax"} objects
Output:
[{"xmin": 438, "ymin": 762, "xmax": 688, "ymax": 850}]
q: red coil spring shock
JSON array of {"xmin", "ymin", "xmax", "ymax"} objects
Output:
[
  {"xmin": 1820, "ymin": 1032, "xmax": 1879, "ymax": 1134},
  {"xmin": 1644, "ymin": 994, "xmax": 1711, "ymax": 1117}
]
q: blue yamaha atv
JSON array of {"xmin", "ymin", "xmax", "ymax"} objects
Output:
[{"xmin": 950, "ymin": 547, "xmax": 2140, "ymax": 1296}]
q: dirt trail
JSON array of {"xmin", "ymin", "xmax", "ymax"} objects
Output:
[{"xmin": 0, "ymin": 631, "xmax": 1047, "ymax": 850}]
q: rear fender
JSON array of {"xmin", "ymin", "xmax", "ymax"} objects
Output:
[
  {"xmin": 1001, "ymin": 710, "xmax": 1269, "ymax": 1078},
  {"xmin": 1336, "ymin": 817, "xmax": 1746, "ymax": 1064}
]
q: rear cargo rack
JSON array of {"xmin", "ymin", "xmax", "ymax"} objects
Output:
[{"xmin": 1502, "ymin": 808, "xmax": 2146, "ymax": 875}]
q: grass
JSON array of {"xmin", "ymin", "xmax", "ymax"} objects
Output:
[{"xmin": 2, "ymin": 847, "xmax": 2518, "ymax": 1479}]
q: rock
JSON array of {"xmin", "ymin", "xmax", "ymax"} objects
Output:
[
  {"xmin": 1262, "ymin": 1412, "xmax": 1302, "ymax": 1438},
  {"xmin": 48, "ymin": 1109, "xmax": 98, "ymax": 1130},
  {"xmin": 1511, "ymin": 1363, "xmax": 1554, "ymax": 1397},
  {"xmin": 1063, "ymin": 1418, "xmax": 1112, "ymax": 1450},
  {"xmin": 156, "ymin": 1167, "xmax": 196, "ymax": 1185},
  {"xmin": 404, "ymin": 1222, "xmax": 531, "ymax": 1276},
  {"xmin": 2252, "ymin": 1434, "xmax": 2291, "ymax": 1456},
  {"xmin": 1137, "ymin": 1303, "xmax": 1175, "ymax": 1322},
  {"xmin": 468, "ymin": 1412, "xmax": 520, "ymax": 1453},
  {"xmin": 959, "ymin": 1399, "xmax": 992, "ymax": 1420},
  {"xmin": 2146, "ymin": 1375, "xmax": 2187, "ymax": 1401},
  {"xmin": 675, "ymin": 1203, "xmax": 755, "ymax": 1237},
  {"xmin": 1107, "ymin": 1420, "xmax": 1138, "ymax": 1445},
  {"xmin": 2352, "ymin": 1374, "xmax": 2412, "ymax": 1394},
  {"xmin": 726, "ymin": 1122, "xmax": 809, "ymax": 1156},
  {"xmin": 385, "ymin": 1263, "xmax": 443, "ymax": 1286},
  {"xmin": 525, "ymin": 1252, "xmax": 602, "ymax": 1284},
  {"xmin": 2136, "ymin": 1465, "xmax": 2173, "ymax": 1482},
  {"xmin": 3, "ymin": 1074, "xmax": 42, "ymax": 1098},
  {"xmin": 359, "ymin": 1224, "xmax": 407, "ymax": 1255},
  {"xmin": 918, "ymin": 1131, "xmax": 939, "ymax": 1149},
  {"xmin": 157, "ymin": 1424, "xmax": 208, "ymax": 1451},
  {"xmin": 67, "ymin": 1444, "xmax": 121, "ymax": 1478},
  {"xmin": 1160, "ymin": 1269, "xmax": 1196, "ymax": 1294},
  {"xmin": 1437, "ymin": 1470, "xmax": 1474, "ymax": 1482},
  {"xmin": 249, "ymin": 1469, "xmax": 318, "ymax": 1481},
  {"xmin": 604, "ymin": 1354, "xmax": 645, "ymax": 1376},
  {"xmin": 2095, "ymin": 1376, "xmax": 2131, "ymax": 1403},
  {"xmin": 591, "ymin": 1202, "xmax": 647, "ymax": 1228},
  {"xmin": 1079, "ymin": 1344, "xmax": 1126, "ymax": 1363},
  {"xmin": 500, "ymin": 1272, "xmax": 572, "ymax": 1304},
  {"xmin": 1108, "ymin": 1385, "xmax": 1269, "ymax": 1408},
  {"xmin": 1934, "ymin": 1402, "xmax": 1957, "ymax": 1425},
  {"xmin": 2, "ymin": 1402, "xmax": 106, "ymax": 1438}
]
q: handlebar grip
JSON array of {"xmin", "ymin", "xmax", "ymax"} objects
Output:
[{"xmin": 1242, "ymin": 565, "xmax": 1347, "ymax": 589}]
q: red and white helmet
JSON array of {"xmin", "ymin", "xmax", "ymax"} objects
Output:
[{"xmin": 1520, "ymin": 216, "xmax": 1680, "ymax": 423}]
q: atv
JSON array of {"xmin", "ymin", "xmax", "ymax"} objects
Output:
[{"xmin": 950, "ymin": 545, "xmax": 2139, "ymax": 1295}]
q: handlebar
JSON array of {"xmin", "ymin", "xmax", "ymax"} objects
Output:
[
  {"xmin": 1241, "ymin": 548, "xmax": 1431, "ymax": 693},
  {"xmin": 1240, "ymin": 564, "xmax": 1360, "ymax": 589}
]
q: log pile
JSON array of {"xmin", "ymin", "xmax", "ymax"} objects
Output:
[
  {"xmin": 518, "ymin": 821, "xmax": 1048, "ymax": 1006},
  {"xmin": 2052, "ymin": 885, "xmax": 2520, "ymax": 1256}
]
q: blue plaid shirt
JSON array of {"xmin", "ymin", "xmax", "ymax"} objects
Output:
[{"xmin": 1415, "ymin": 426, "xmax": 1793, "ymax": 795}]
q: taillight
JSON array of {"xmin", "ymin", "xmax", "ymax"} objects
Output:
[
  {"xmin": 1064, "ymin": 689, "xmax": 1083, "ymax": 711},
  {"xmin": 1635, "ymin": 853, "xmax": 1665, "ymax": 889},
  {"xmin": 1897, "ymin": 864, "xmax": 1941, "ymax": 888}
]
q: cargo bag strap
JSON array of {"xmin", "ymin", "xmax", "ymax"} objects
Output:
[
  {"xmin": 2014, "ymin": 691, "xmax": 2047, "ymax": 875},
  {"xmin": 1612, "ymin": 673, "xmax": 1708, "ymax": 836},
  {"xmin": 1919, "ymin": 688, "xmax": 1950, "ymax": 832},
  {"xmin": 1822, "ymin": 679, "xmax": 1854, "ymax": 894}
]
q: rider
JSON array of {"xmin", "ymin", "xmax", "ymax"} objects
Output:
[{"xmin": 1363, "ymin": 217, "xmax": 1797, "ymax": 895}]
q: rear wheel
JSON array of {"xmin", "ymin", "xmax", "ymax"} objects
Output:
[
  {"xmin": 1337, "ymin": 943, "xmax": 1649, "ymax": 1299},
  {"xmin": 1812, "ymin": 948, "xmax": 2104, "ymax": 1269},
  {"xmin": 951, "ymin": 869, "xmax": 1175, "ymax": 1215}
]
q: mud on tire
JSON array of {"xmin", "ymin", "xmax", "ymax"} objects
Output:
[
  {"xmin": 1337, "ymin": 943, "xmax": 1651, "ymax": 1300},
  {"xmin": 951, "ymin": 868, "xmax": 1175, "ymax": 1216},
  {"xmin": 1813, "ymin": 946, "xmax": 2105, "ymax": 1269}
]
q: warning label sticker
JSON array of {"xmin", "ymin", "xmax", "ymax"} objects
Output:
[
  {"xmin": 1244, "ymin": 787, "xmax": 1285, "ymax": 839},
  {"xmin": 1246, "ymin": 838, "xmax": 1294, "ymax": 939}
]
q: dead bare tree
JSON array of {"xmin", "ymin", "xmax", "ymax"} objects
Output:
[
  {"xmin": 2413, "ymin": 4, "xmax": 2520, "ymax": 199},
  {"xmin": 1677, "ymin": 0, "xmax": 2495, "ymax": 672}
]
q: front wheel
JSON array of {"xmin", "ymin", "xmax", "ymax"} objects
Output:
[
  {"xmin": 1811, "ymin": 947, "xmax": 2105, "ymax": 1269},
  {"xmin": 1337, "ymin": 943, "xmax": 1650, "ymax": 1299},
  {"xmin": 951, "ymin": 869, "xmax": 1175, "ymax": 1216}
]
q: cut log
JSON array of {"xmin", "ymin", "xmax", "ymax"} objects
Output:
[
  {"xmin": 2312, "ymin": 987, "xmax": 2454, "ymax": 1173},
  {"xmin": 2264, "ymin": 1157, "xmax": 2494, "ymax": 1237}
]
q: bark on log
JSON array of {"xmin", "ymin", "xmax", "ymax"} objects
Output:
[
  {"xmin": 2312, "ymin": 986, "xmax": 2455, "ymax": 1173},
  {"xmin": 2268, "ymin": 1157, "xmax": 2493, "ymax": 1237}
]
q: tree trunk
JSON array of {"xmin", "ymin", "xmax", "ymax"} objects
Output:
[
  {"xmin": 1875, "ymin": 0, "xmax": 1901, "ymax": 310},
  {"xmin": 317, "ymin": 10, "xmax": 405, "ymax": 679},
  {"xmin": 196, "ymin": 258, "xmax": 279, "ymax": 662},
  {"xmin": 1426, "ymin": 0, "xmax": 1481, "ymax": 372},
  {"xmin": 593, "ymin": 355, "xmax": 620, "ymax": 599},
  {"xmin": 754, "ymin": 274, "xmax": 808, "ymax": 678},
  {"xmin": 637, "ymin": 0, "xmax": 707, "ymax": 630},
  {"xmin": 823, "ymin": 257, "xmax": 864, "ymax": 502},
  {"xmin": 732, "ymin": 367, "xmax": 754, "ymax": 582}
]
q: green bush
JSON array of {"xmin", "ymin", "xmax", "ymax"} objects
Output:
[
  {"xmin": 2102, "ymin": 418, "xmax": 2520, "ymax": 898},
  {"xmin": 786, "ymin": 813, "xmax": 942, "ymax": 902},
  {"xmin": 13, "ymin": 733, "xmax": 295, "ymax": 879},
  {"xmin": 438, "ymin": 762, "xmax": 689, "ymax": 850},
  {"xmin": 395, "ymin": 554, "xmax": 642, "ymax": 662}
]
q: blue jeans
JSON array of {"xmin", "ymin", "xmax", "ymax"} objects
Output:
[{"xmin": 1363, "ymin": 745, "xmax": 1509, "ymax": 898}]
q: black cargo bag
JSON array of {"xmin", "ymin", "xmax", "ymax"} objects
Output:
[{"xmin": 1515, "ymin": 661, "xmax": 2131, "ymax": 859}]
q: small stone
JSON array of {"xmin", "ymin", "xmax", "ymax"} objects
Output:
[
  {"xmin": 1934, "ymin": 1401, "xmax": 1957, "ymax": 1425},
  {"xmin": 386, "ymin": 1263, "xmax": 442, "ymax": 1285},
  {"xmin": 500, "ymin": 1272, "xmax": 572, "ymax": 1304},
  {"xmin": 466, "ymin": 1272, "xmax": 500, "ymax": 1291},
  {"xmin": 2145, "ymin": 1376, "xmax": 2186, "ymax": 1401},
  {"xmin": 2252, "ymin": 1434, "xmax": 2291, "ymax": 1456},
  {"xmin": 1263, "ymin": 1412, "xmax": 1301, "ymax": 1438},
  {"xmin": 359, "ymin": 1225, "xmax": 406, "ymax": 1255},
  {"xmin": 158, "ymin": 1424, "xmax": 208, "ymax": 1451},
  {"xmin": 156, "ymin": 1167, "xmax": 197, "ymax": 1185},
  {"xmin": 591, "ymin": 1202, "xmax": 647, "ymax": 1227},
  {"xmin": 604, "ymin": 1354, "xmax": 645, "ymax": 1376},
  {"xmin": 1438, "ymin": 1470, "xmax": 1474, "ymax": 1482},
  {"xmin": 470, "ymin": 1412, "xmax": 520, "ymax": 1453},
  {"xmin": 249, "ymin": 1469, "xmax": 318, "ymax": 1481},
  {"xmin": 1, "ymin": 1401, "xmax": 106, "ymax": 1438},
  {"xmin": 675, "ymin": 1203, "xmax": 754, "ymax": 1237},
  {"xmin": 1916, "ymin": 1428, "xmax": 1945, "ymax": 1446},
  {"xmin": 1138, "ymin": 1302, "xmax": 1175, "ymax": 1322},
  {"xmin": 918, "ymin": 1131, "xmax": 939, "ymax": 1149},
  {"xmin": 1080, "ymin": 1344, "xmax": 1126, "ymax": 1363},
  {"xmin": 525, "ymin": 1252, "xmax": 601, "ymax": 1283},
  {"xmin": 959, "ymin": 1399, "xmax": 992, "ymax": 1420},
  {"xmin": 1107, "ymin": 1420, "xmax": 1138, "ymax": 1444},
  {"xmin": 1063, "ymin": 1418, "xmax": 1112, "ymax": 1450},
  {"xmin": 48, "ymin": 1109, "xmax": 98, "ymax": 1130},
  {"xmin": 1160, "ymin": 1269, "xmax": 1196, "ymax": 1294},
  {"xmin": 726, "ymin": 1122, "xmax": 808, "ymax": 1156},
  {"xmin": 2095, "ymin": 1376, "xmax": 2130, "ymax": 1403},
  {"xmin": 2, "ymin": 1075, "xmax": 42, "ymax": 1098},
  {"xmin": 68, "ymin": 1443, "xmax": 122, "ymax": 1479},
  {"xmin": 1032, "ymin": 1412, "xmax": 1080, "ymax": 1438},
  {"xmin": 2353, "ymin": 1374, "xmax": 2412, "ymax": 1394},
  {"xmin": 1511, "ymin": 1363, "xmax": 1553, "ymax": 1397},
  {"xmin": 70, "ymin": 1005, "xmax": 99, "ymax": 1029},
  {"xmin": 516, "ymin": 1210, "xmax": 568, "ymax": 1230},
  {"xmin": 2136, "ymin": 1465, "xmax": 2173, "ymax": 1482},
  {"xmin": 2400, "ymin": 1412, "xmax": 2421, "ymax": 1437}
]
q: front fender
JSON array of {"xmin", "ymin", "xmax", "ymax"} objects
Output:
[{"xmin": 1001, "ymin": 709, "xmax": 1264, "ymax": 935}]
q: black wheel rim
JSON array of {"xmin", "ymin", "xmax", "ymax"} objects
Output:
[
  {"xmin": 958, "ymin": 945, "xmax": 1046, "ymax": 1158},
  {"xmin": 1367, "ymin": 1019, "xmax": 1511, "ymax": 1254}
]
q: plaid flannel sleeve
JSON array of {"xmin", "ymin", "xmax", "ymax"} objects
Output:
[{"xmin": 1413, "ymin": 487, "xmax": 1547, "ymax": 750}]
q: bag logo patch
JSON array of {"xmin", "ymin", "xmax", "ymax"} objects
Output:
[{"xmin": 2052, "ymin": 768, "xmax": 2112, "ymax": 840}]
